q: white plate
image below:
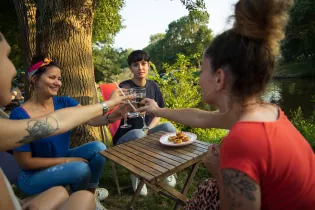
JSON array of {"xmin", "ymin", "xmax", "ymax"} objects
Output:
[{"xmin": 159, "ymin": 132, "xmax": 197, "ymax": 146}]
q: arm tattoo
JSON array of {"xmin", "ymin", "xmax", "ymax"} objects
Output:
[
  {"xmin": 222, "ymin": 169, "xmax": 257, "ymax": 210},
  {"xmin": 17, "ymin": 117, "xmax": 59, "ymax": 144}
]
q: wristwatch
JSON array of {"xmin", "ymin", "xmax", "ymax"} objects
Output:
[{"xmin": 100, "ymin": 101, "xmax": 108, "ymax": 115}]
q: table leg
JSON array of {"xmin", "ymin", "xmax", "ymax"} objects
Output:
[
  {"xmin": 111, "ymin": 161, "xmax": 121, "ymax": 195},
  {"xmin": 128, "ymin": 178, "xmax": 145, "ymax": 210},
  {"xmin": 173, "ymin": 163, "xmax": 200, "ymax": 210}
]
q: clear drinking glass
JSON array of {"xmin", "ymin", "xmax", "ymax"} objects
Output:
[
  {"xmin": 126, "ymin": 88, "xmax": 139, "ymax": 118},
  {"xmin": 133, "ymin": 87, "xmax": 149, "ymax": 130},
  {"xmin": 119, "ymin": 90, "xmax": 132, "ymax": 129},
  {"xmin": 120, "ymin": 106, "xmax": 132, "ymax": 128}
]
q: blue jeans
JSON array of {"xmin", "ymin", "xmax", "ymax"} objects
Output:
[
  {"xmin": 116, "ymin": 122, "xmax": 176, "ymax": 145},
  {"xmin": 17, "ymin": 141, "xmax": 106, "ymax": 195}
]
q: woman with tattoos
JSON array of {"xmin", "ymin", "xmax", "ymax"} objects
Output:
[
  {"xmin": 0, "ymin": 33, "xmax": 129, "ymax": 209},
  {"xmin": 9, "ymin": 55, "xmax": 129, "ymax": 210},
  {"xmin": 136, "ymin": 0, "xmax": 315, "ymax": 209}
]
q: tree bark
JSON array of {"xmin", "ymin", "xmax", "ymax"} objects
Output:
[
  {"xmin": 12, "ymin": 0, "xmax": 36, "ymax": 99},
  {"xmin": 35, "ymin": 0, "xmax": 100, "ymax": 147},
  {"xmin": 14, "ymin": 0, "xmax": 100, "ymax": 147}
]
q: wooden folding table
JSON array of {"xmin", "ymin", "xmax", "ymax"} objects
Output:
[{"xmin": 100, "ymin": 131, "xmax": 211, "ymax": 210}]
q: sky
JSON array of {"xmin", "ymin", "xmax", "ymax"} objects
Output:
[{"xmin": 114, "ymin": 0, "xmax": 238, "ymax": 50}]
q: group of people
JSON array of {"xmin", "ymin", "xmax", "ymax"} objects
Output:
[
  {"xmin": 8, "ymin": 49, "xmax": 177, "ymax": 209},
  {"xmin": 1, "ymin": 0, "xmax": 315, "ymax": 209}
]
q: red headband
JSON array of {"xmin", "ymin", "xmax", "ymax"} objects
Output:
[{"xmin": 28, "ymin": 58, "xmax": 53, "ymax": 78}]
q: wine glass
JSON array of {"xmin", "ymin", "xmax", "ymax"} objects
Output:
[
  {"xmin": 133, "ymin": 87, "xmax": 149, "ymax": 130},
  {"xmin": 126, "ymin": 88, "xmax": 139, "ymax": 118},
  {"xmin": 119, "ymin": 91, "xmax": 132, "ymax": 129}
]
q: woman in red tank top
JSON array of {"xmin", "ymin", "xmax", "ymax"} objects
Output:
[{"xmin": 137, "ymin": 0, "xmax": 315, "ymax": 209}]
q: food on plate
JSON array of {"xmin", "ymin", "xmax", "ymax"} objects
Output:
[
  {"xmin": 168, "ymin": 132, "xmax": 190, "ymax": 144},
  {"xmin": 173, "ymin": 139, "xmax": 182, "ymax": 144},
  {"xmin": 168, "ymin": 136, "xmax": 177, "ymax": 142},
  {"xmin": 182, "ymin": 136, "xmax": 190, "ymax": 142},
  {"xmin": 176, "ymin": 132, "xmax": 184, "ymax": 137}
]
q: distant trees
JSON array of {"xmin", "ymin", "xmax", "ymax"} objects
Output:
[
  {"xmin": 144, "ymin": 12, "xmax": 213, "ymax": 72},
  {"xmin": 93, "ymin": 46, "xmax": 132, "ymax": 82},
  {"xmin": 281, "ymin": 0, "xmax": 315, "ymax": 63}
]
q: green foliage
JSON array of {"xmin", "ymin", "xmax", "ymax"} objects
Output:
[
  {"xmin": 92, "ymin": 0, "xmax": 125, "ymax": 44},
  {"xmin": 93, "ymin": 45, "xmax": 132, "ymax": 82},
  {"xmin": 149, "ymin": 54, "xmax": 227, "ymax": 143},
  {"xmin": 0, "ymin": 0, "xmax": 24, "ymax": 69},
  {"xmin": 180, "ymin": 0, "xmax": 207, "ymax": 13},
  {"xmin": 149, "ymin": 33, "xmax": 165, "ymax": 44},
  {"xmin": 290, "ymin": 106, "xmax": 315, "ymax": 151},
  {"xmin": 281, "ymin": 0, "xmax": 315, "ymax": 63},
  {"xmin": 149, "ymin": 54, "xmax": 201, "ymax": 109},
  {"xmin": 144, "ymin": 12, "xmax": 213, "ymax": 72}
]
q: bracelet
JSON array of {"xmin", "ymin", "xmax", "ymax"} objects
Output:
[
  {"xmin": 106, "ymin": 113, "xmax": 114, "ymax": 123},
  {"xmin": 100, "ymin": 101, "xmax": 108, "ymax": 115}
]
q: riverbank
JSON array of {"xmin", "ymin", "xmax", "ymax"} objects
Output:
[{"xmin": 274, "ymin": 61, "xmax": 315, "ymax": 78}]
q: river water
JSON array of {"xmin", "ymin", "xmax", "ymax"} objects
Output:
[{"xmin": 263, "ymin": 78, "xmax": 315, "ymax": 119}]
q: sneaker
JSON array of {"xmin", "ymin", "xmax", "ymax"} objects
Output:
[
  {"xmin": 164, "ymin": 175, "xmax": 176, "ymax": 188},
  {"xmin": 95, "ymin": 197, "xmax": 107, "ymax": 210},
  {"xmin": 130, "ymin": 174, "xmax": 147, "ymax": 196},
  {"xmin": 95, "ymin": 188, "xmax": 109, "ymax": 201}
]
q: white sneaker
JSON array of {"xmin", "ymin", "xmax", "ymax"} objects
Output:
[
  {"xmin": 95, "ymin": 197, "xmax": 107, "ymax": 210},
  {"xmin": 95, "ymin": 188, "xmax": 109, "ymax": 201},
  {"xmin": 164, "ymin": 175, "xmax": 176, "ymax": 187},
  {"xmin": 130, "ymin": 174, "xmax": 148, "ymax": 196}
]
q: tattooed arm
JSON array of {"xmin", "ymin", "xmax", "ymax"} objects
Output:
[
  {"xmin": 218, "ymin": 169, "xmax": 261, "ymax": 210},
  {"xmin": 0, "ymin": 93, "xmax": 129, "ymax": 151}
]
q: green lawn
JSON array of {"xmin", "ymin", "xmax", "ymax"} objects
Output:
[
  {"xmin": 275, "ymin": 61, "xmax": 315, "ymax": 77},
  {"xmin": 99, "ymin": 162, "xmax": 210, "ymax": 210}
]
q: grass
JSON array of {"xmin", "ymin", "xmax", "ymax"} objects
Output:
[
  {"xmin": 99, "ymin": 161, "xmax": 210, "ymax": 210},
  {"xmin": 275, "ymin": 61, "xmax": 315, "ymax": 77}
]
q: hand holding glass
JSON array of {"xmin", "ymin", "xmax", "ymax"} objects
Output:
[{"xmin": 133, "ymin": 87, "xmax": 149, "ymax": 130}]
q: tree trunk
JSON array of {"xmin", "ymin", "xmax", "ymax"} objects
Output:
[
  {"xmin": 35, "ymin": 0, "xmax": 101, "ymax": 147},
  {"xmin": 12, "ymin": 0, "xmax": 36, "ymax": 99}
]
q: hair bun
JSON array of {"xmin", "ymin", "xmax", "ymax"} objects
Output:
[{"xmin": 233, "ymin": 0, "xmax": 293, "ymax": 57}]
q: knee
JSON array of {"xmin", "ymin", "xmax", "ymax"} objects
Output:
[
  {"xmin": 131, "ymin": 129, "xmax": 146, "ymax": 139},
  {"xmin": 89, "ymin": 141, "xmax": 106, "ymax": 152},
  {"xmin": 49, "ymin": 186, "xmax": 69, "ymax": 200},
  {"xmin": 72, "ymin": 162, "xmax": 91, "ymax": 180},
  {"xmin": 160, "ymin": 122, "xmax": 176, "ymax": 132},
  {"xmin": 71, "ymin": 191, "xmax": 96, "ymax": 209}
]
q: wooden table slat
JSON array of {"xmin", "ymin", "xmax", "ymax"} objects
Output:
[
  {"xmin": 136, "ymin": 140, "xmax": 193, "ymax": 161},
  {"xmin": 132, "ymin": 142, "xmax": 187, "ymax": 163},
  {"xmin": 118, "ymin": 144, "xmax": 175, "ymax": 170},
  {"xmin": 105, "ymin": 149, "xmax": 162, "ymax": 177},
  {"xmin": 192, "ymin": 143, "xmax": 209, "ymax": 152},
  {"xmin": 171, "ymin": 144, "xmax": 206, "ymax": 155},
  {"xmin": 194, "ymin": 140, "xmax": 212, "ymax": 147},
  {"xmin": 127, "ymin": 144, "xmax": 181, "ymax": 167},
  {"xmin": 100, "ymin": 150, "xmax": 155, "ymax": 182},
  {"xmin": 113, "ymin": 146, "xmax": 169, "ymax": 173},
  {"xmin": 143, "ymin": 137, "xmax": 199, "ymax": 158}
]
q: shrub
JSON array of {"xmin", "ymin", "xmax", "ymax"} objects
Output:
[
  {"xmin": 149, "ymin": 54, "xmax": 227, "ymax": 143},
  {"xmin": 290, "ymin": 106, "xmax": 315, "ymax": 151}
]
